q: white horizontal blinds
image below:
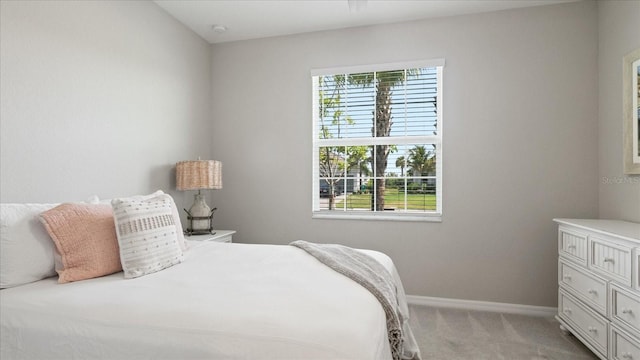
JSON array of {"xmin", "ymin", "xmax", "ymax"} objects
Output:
[
  {"xmin": 343, "ymin": 73, "xmax": 375, "ymax": 138},
  {"xmin": 402, "ymin": 67, "xmax": 438, "ymax": 136},
  {"xmin": 317, "ymin": 73, "xmax": 375, "ymax": 139},
  {"xmin": 312, "ymin": 61, "xmax": 443, "ymax": 217},
  {"xmin": 318, "ymin": 68, "xmax": 438, "ymax": 139}
]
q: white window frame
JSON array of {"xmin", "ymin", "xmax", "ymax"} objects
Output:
[{"xmin": 311, "ymin": 59, "xmax": 444, "ymax": 222}]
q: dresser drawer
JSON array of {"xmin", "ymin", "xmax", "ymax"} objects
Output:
[
  {"xmin": 610, "ymin": 325, "xmax": 640, "ymax": 360},
  {"xmin": 560, "ymin": 259, "xmax": 608, "ymax": 315},
  {"xmin": 611, "ymin": 283, "xmax": 640, "ymax": 334},
  {"xmin": 559, "ymin": 227, "xmax": 588, "ymax": 266},
  {"xmin": 559, "ymin": 288, "xmax": 608, "ymax": 357},
  {"xmin": 591, "ymin": 237, "xmax": 633, "ymax": 286}
]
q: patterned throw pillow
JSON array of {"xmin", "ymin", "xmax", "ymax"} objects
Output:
[
  {"xmin": 88, "ymin": 191, "xmax": 188, "ymax": 251},
  {"xmin": 111, "ymin": 194, "xmax": 184, "ymax": 279}
]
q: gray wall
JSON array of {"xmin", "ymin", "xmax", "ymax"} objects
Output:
[
  {"xmin": 0, "ymin": 0, "xmax": 212, "ymax": 213},
  {"xmin": 210, "ymin": 1, "xmax": 599, "ymax": 307},
  {"xmin": 597, "ymin": 1, "xmax": 640, "ymax": 223}
]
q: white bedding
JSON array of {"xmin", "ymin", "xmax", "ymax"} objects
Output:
[{"xmin": 1, "ymin": 241, "xmax": 397, "ymax": 360}]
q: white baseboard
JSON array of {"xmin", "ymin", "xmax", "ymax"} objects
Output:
[{"xmin": 406, "ymin": 295, "xmax": 557, "ymax": 317}]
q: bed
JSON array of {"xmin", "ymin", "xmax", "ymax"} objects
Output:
[{"xmin": 0, "ymin": 200, "xmax": 420, "ymax": 360}]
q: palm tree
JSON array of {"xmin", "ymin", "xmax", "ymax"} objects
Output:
[
  {"xmin": 347, "ymin": 146, "xmax": 371, "ymax": 192},
  {"xmin": 395, "ymin": 156, "xmax": 406, "ymax": 177},
  {"xmin": 426, "ymin": 155, "xmax": 436, "ymax": 177},
  {"xmin": 407, "ymin": 145, "xmax": 436, "ymax": 194},
  {"xmin": 407, "ymin": 145, "xmax": 432, "ymax": 176},
  {"xmin": 349, "ymin": 70, "xmax": 418, "ymax": 211}
]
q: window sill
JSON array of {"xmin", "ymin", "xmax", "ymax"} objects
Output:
[{"xmin": 312, "ymin": 211, "xmax": 442, "ymax": 222}]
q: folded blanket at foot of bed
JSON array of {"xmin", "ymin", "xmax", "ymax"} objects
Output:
[{"xmin": 289, "ymin": 240, "xmax": 421, "ymax": 360}]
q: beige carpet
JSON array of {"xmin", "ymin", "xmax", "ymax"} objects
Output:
[{"xmin": 408, "ymin": 304, "xmax": 599, "ymax": 360}]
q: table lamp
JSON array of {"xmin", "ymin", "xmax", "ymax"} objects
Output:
[{"xmin": 176, "ymin": 159, "xmax": 222, "ymax": 235}]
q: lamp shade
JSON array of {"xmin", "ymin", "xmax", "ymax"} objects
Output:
[{"xmin": 176, "ymin": 160, "xmax": 222, "ymax": 191}]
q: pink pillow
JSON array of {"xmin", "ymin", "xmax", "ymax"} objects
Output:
[{"xmin": 40, "ymin": 203, "xmax": 122, "ymax": 283}]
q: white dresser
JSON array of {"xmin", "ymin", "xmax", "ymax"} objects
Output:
[{"xmin": 555, "ymin": 219, "xmax": 640, "ymax": 360}]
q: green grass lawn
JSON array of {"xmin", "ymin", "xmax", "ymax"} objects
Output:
[{"xmin": 335, "ymin": 188, "xmax": 436, "ymax": 211}]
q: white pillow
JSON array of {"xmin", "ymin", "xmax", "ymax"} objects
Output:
[
  {"xmin": 95, "ymin": 191, "xmax": 187, "ymax": 251},
  {"xmin": 0, "ymin": 203, "xmax": 58, "ymax": 288},
  {"xmin": 111, "ymin": 194, "xmax": 184, "ymax": 279},
  {"xmin": 150, "ymin": 191, "xmax": 188, "ymax": 252}
]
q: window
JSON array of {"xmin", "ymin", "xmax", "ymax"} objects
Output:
[{"xmin": 312, "ymin": 59, "xmax": 444, "ymax": 221}]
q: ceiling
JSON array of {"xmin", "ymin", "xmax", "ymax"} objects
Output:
[{"xmin": 154, "ymin": 0, "xmax": 577, "ymax": 44}]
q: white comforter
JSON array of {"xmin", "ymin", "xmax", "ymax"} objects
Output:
[{"xmin": 1, "ymin": 241, "xmax": 397, "ymax": 359}]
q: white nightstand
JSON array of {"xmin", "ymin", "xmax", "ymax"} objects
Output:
[{"xmin": 185, "ymin": 230, "xmax": 235, "ymax": 243}]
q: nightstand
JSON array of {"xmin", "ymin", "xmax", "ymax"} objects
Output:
[{"xmin": 185, "ymin": 230, "xmax": 235, "ymax": 243}]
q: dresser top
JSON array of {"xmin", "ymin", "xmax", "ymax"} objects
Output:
[{"xmin": 554, "ymin": 218, "xmax": 640, "ymax": 243}]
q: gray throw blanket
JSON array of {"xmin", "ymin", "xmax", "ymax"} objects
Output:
[{"xmin": 290, "ymin": 240, "xmax": 420, "ymax": 360}]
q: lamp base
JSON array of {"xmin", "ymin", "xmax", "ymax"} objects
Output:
[
  {"xmin": 183, "ymin": 210, "xmax": 217, "ymax": 236},
  {"xmin": 184, "ymin": 193, "xmax": 217, "ymax": 236}
]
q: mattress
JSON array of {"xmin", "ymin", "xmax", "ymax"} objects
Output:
[{"xmin": 1, "ymin": 241, "xmax": 396, "ymax": 359}]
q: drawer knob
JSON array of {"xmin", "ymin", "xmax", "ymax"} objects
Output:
[
  {"xmin": 567, "ymin": 245, "xmax": 576, "ymax": 250},
  {"xmin": 622, "ymin": 308, "xmax": 633, "ymax": 315},
  {"xmin": 603, "ymin": 257, "xmax": 615, "ymax": 264},
  {"xmin": 588, "ymin": 289, "xmax": 597, "ymax": 295},
  {"xmin": 587, "ymin": 326, "xmax": 597, "ymax": 333},
  {"xmin": 563, "ymin": 308, "xmax": 572, "ymax": 314},
  {"xmin": 622, "ymin": 353, "xmax": 633, "ymax": 359},
  {"xmin": 563, "ymin": 275, "xmax": 572, "ymax": 281}
]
